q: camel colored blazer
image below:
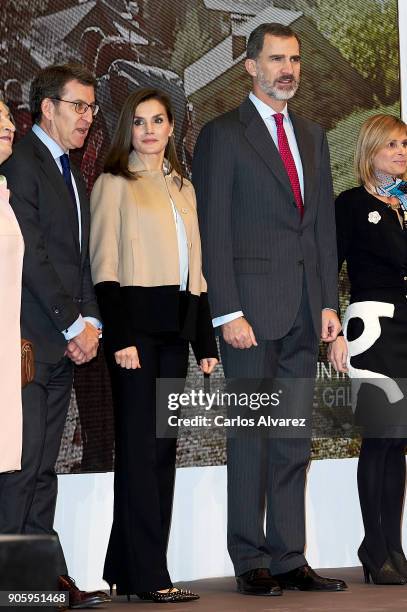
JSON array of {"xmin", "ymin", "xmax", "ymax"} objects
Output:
[{"xmin": 90, "ymin": 152, "xmax": 217, "ymax": 360}]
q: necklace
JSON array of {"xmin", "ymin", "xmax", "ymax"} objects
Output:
[
  {"xmin": 386, "ymin": 197, "xmax": 405, "ymax": 229},
  {"xmin": 384, "ymin": 196, "xmax": 401, "ymax": 211},
  {"xmin": 367, "ymin": 188, "xmax": 404, "ymax": 229}
]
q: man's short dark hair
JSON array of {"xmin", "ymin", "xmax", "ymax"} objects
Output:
[
  {"xmin": 30, "ymin": 63, "xmax": 97, "ymax": 124},
  {"xmin": 246, "ymin": 23, "xmax": 301, "ymax": 60}
]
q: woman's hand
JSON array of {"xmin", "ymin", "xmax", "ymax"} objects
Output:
[
  {"xmin": 114, "ymin": 346, "xmax": 141, "ymax": 369},
  {"xmin": 199, "ymin": 357, "xmax": 219, "ymax": 374},
  {"xmin": 327, "ymin": 336, "xmax": 348, "ymax": 373}
]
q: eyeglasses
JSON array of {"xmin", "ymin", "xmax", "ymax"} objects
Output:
[{"xmin": 51, "ymin": 97, "xmax": 99, "ymax": 117}]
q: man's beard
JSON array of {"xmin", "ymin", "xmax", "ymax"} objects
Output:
[{"xmin": 257, "ymin": 68, "xmax": 299, "ymax": 101}]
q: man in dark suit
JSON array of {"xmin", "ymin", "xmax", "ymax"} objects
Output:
[
  {"xmin": 0, "ymin": 64, "xmax": 109, "ymax": 608},
  {"xmin": 193, "ymin": 23, "xmax": 346, "ymax": 595}
]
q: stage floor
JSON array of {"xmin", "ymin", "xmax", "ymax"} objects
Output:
[
  {"xmin": 102, "ymin": 567, "xmax": 407, "ymax": 612},
  {"xmin": 101, "ymin": 567, "xmax": 407, "ymax": 611}
]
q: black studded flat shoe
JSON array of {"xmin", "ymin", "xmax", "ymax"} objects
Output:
[{"xmin": 135, "ymin": 587, "xmax": 200, "ymax": 602}]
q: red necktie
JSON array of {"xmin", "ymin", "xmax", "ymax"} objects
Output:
[{"xmin": 272, "ymin": 113, "xmax": 304, "ymax": 219}]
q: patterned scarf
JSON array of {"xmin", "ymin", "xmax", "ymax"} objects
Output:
[{"xmin": 375, "ymin": 171, "xmax": 407, "ymax": 211}]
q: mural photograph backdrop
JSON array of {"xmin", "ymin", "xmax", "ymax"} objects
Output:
[{"xmin": 0, "ymin": 0, "xmax": 400, "ymax": 472}]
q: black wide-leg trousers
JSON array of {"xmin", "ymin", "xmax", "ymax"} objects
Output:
[{"xmin": 103, "ymin": 332, "xmax": 189, "ymax": 594}]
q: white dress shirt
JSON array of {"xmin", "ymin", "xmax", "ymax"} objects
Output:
[
  {"xmin": 212, "ymin": 92, "xmax": 304, "ymax": 328},
  {"xmin": 249, "ymin": 91, "xmax": 304, "ymax": 198},
  {"xmin": 171, "ymin": 202, "xmax": 189, "ymax": 291},
  {"xmin": 32, "ymin": 124, "xmax": 102, "ymax": 339},
  {"xmin": 162, "ymin": 169, "xmax": 189, "ymax": 291}
]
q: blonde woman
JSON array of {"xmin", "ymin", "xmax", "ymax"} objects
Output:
[{"xmin": 329, "ymin": 114, "xmax": 407, "ymax": 585}]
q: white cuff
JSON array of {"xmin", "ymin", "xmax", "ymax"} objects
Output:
[
  {"xmin": 212, "ymin": 311, "xmax": 244, "ymax": 328},
  {"xmin": 62, "ymin": 315, "xmax": 85, "ymax": 341}
]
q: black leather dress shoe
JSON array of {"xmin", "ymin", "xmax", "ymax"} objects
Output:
[
  {"xmin": 275, "ymin": 565, "xmax": 347, "ymax": 591},
  {"xmin": 236, "ymin": 568, "xmax": 282, "ymax": 596},
  {"xmin": 58, "ymin": 575, "xmax": 110, "ymax": 609}
]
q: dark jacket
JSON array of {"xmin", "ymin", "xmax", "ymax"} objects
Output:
[
  {"xmin": 1, "ymin": 130, "xmax": 100, "ymax": 362},
  {"xmin": 336, "ymin": 186, "xmax": 407, "ymax": 303},
  {"xmin": 192, "ymin": 97, "xmax": 338, "ymax": 340}
]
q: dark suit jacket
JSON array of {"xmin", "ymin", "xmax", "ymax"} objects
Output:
[
  {"xmin": 192, "ymin": 97, "xmax": 338, "ymax": 340},
  {"xmin": 336, "ymin": 186, "xmax": 407, "ymax": 300},
  {"xmin": 1, "ymin": 130, "xmax": 100, "ymax": 362}
]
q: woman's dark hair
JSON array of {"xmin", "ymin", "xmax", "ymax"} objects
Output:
[
  {"xmin": 104, "ymin": 88, "xmax": 185, "ymax": 187},
  {"xmin": 30, "ymin": 63, "xmax": 96, "ymax": 124}
]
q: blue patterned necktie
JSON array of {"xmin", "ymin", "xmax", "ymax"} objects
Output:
[{"xmin": 60, "ymin": 153, "xmax": 76, "ymax": 204}]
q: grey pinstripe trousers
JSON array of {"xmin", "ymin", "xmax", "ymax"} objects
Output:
[{"xmin": 221, "ymin": 287, "xmax": 319, "ymax": 576}]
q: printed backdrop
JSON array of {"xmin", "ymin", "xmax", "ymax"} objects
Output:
[{"xmin": 1, "ymin": 0, "xmax": 400, "ymax": 471}]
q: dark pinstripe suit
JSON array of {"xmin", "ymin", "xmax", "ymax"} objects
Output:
[{"xmin": 192, "ymin": 97, "xmax": 338, "ymax": 575}]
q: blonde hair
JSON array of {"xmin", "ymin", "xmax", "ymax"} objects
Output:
[{"xmin": 354, "ymin": 114, "xmax": 407, "ymax": 191}]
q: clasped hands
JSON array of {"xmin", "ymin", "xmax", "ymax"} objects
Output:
[{"xmin": 66, "ymin": 322, "xmax": 100, "ymax": 365}]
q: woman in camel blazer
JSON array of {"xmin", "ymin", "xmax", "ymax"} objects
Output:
[
  {"xmin": 90, "ymin": 88, "xmax": 218, "ymax": 603},
  {"xmin": 0, "ymin": 97, "xmax": 23, "ymax": 473}
]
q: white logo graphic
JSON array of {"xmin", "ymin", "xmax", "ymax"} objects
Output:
[
  {"xmin": 368, "ymin": 211, "xmax": 381, "ymax": 224},
  {"xmin": 343, "ymin": 301, "xmax": 403, "ymax": 409}
]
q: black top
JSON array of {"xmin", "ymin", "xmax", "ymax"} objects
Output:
[
  {"xmin": 95, "ymin": 283, "xmax": 218, "ymax": 363},
  {"xmin": 336, "ymin": 186, "xmax": 407, "ymax": 303}
]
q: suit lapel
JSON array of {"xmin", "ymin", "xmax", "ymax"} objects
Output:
[
  {"xmin": 240, "ymin": 99, "xmax": 295, "ymax": 202},
  {"xmin": 31, "ymin": 133, "xmax": 80, "ymax": 252},
  {"xmin": 289, "ymin": 111, "xmax": 316, "ymax": 214}
]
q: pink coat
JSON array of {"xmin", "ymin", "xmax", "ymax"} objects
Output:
[{"xmin": 0, "ymin": 176, "xmax": 24, "ymax": 472}]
